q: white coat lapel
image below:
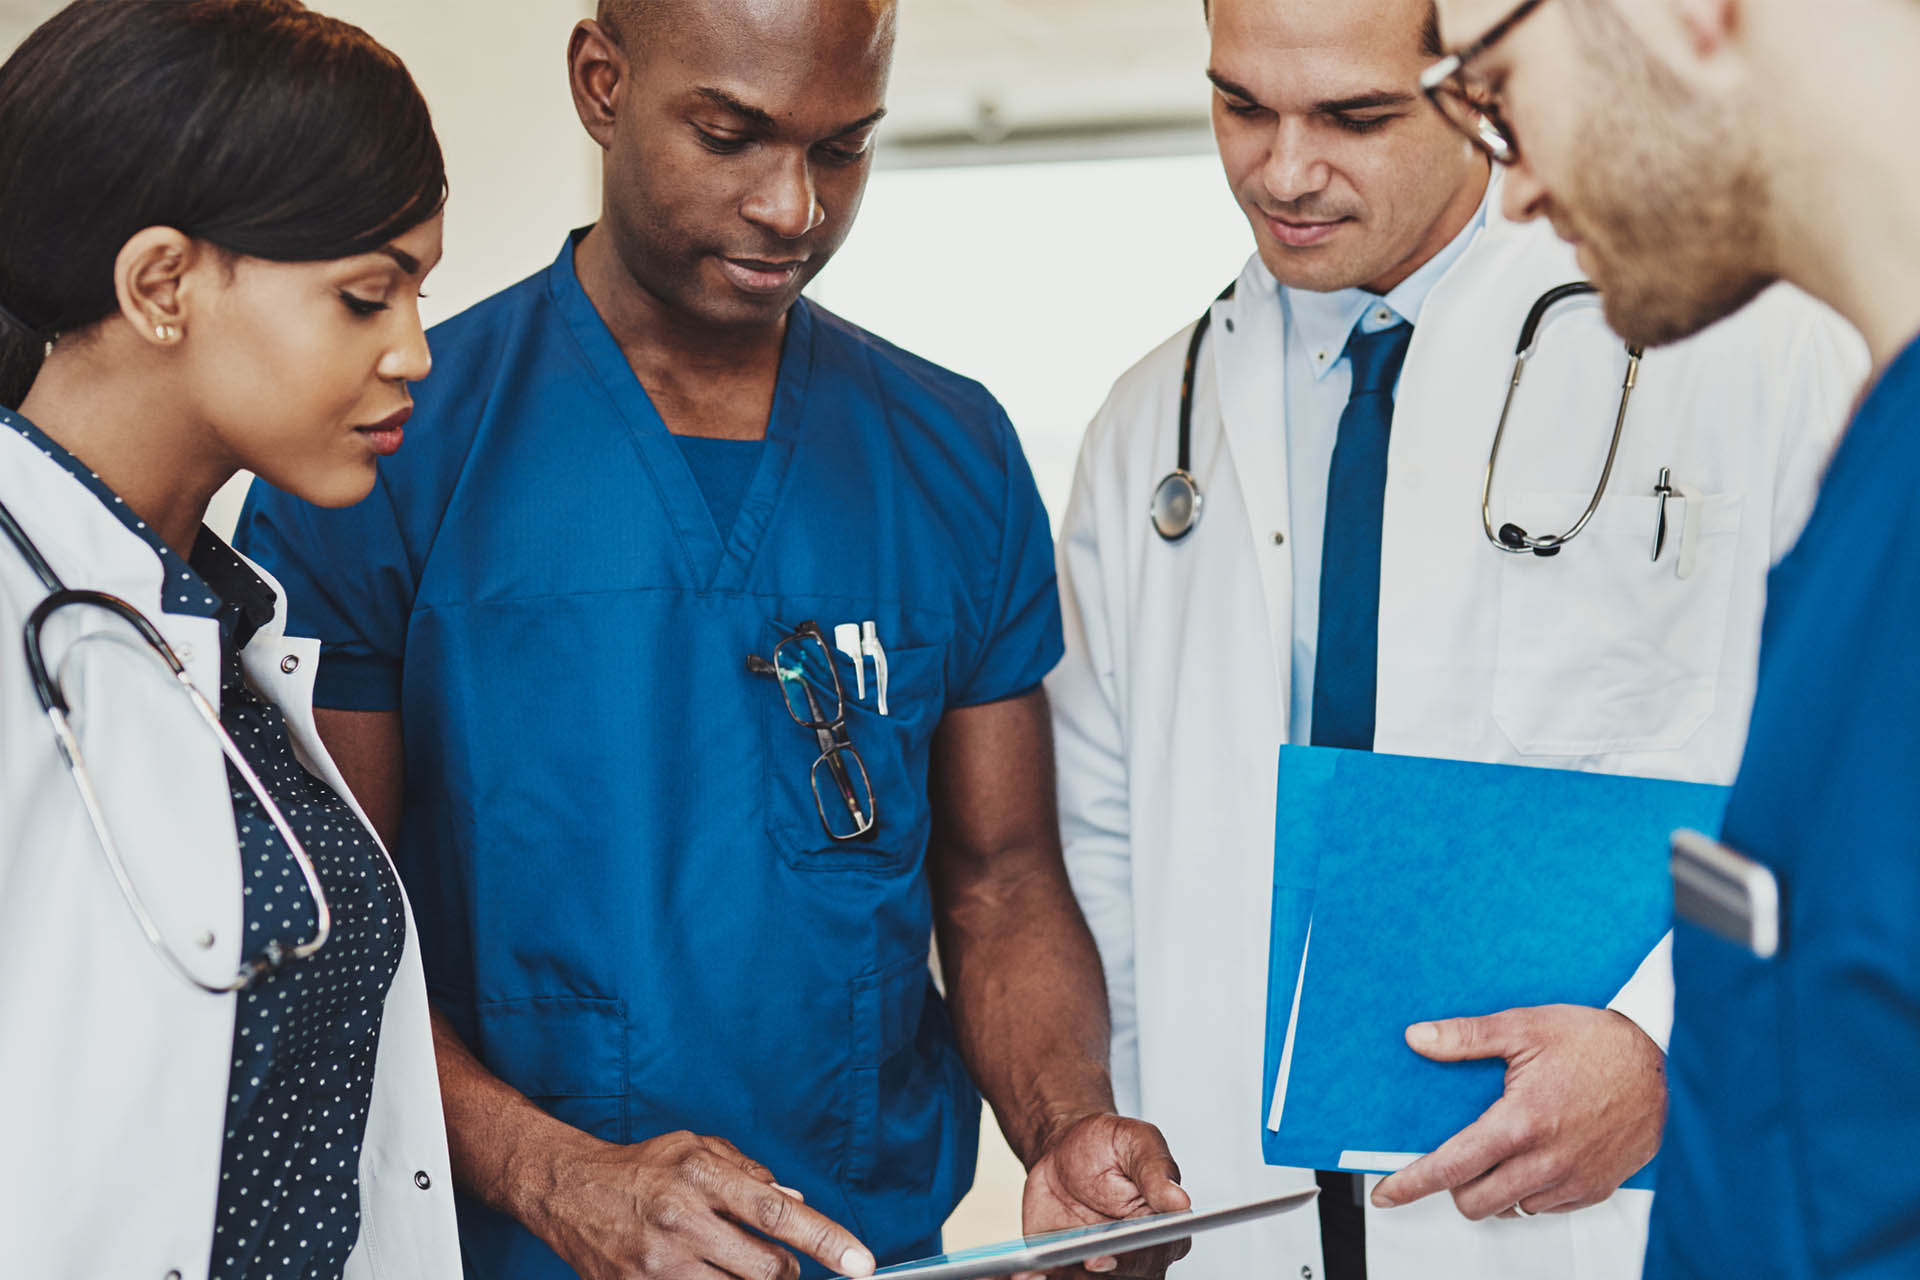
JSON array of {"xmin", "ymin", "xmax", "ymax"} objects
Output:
[{"xmin": 1210, "ymin": 257, "xmax": 1296, "ymax": 716}]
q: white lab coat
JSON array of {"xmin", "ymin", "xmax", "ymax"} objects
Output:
[
  {"xmin": 0, "ymin": 426, "xmax": 462, "ymax": 1278},
  {"xmin": 1049, "ymin": 200, "xmax": 1864, "ymax": 1280}
]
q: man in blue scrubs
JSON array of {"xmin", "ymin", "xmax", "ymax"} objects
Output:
[
  {"xmin": 236, "ymin": 2, "xmax": 1188, "ymax": 1277},
  {"xmin": 1425, "ymin": 0, "xmax": 1920, "ymax": 1275}
]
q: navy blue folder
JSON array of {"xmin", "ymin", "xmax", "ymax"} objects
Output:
[{"xmin": 1260, "ymin": 746, "xmax": 1729, "ymax": 1190}]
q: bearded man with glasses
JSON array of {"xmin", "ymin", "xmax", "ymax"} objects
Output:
[
  {"xmin": 1426, "ymin": 0, "xmax": 1920, "ymax": 1276},
  {"xmin": 1049, "ymin": 0, "xmax": 1866, "ymax": 1277}
]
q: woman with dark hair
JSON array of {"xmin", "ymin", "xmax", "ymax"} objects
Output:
[{"xmin": 0, "ymin": 2, "xmax": 460, "ymax": 1276}]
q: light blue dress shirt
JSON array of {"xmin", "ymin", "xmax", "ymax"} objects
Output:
[{"xmin": 1282, "ymin": 196, "xmax": 1490, "ymax": 745}]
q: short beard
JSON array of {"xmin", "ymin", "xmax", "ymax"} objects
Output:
[{"xmin": 1566, "ymin": 0, "xmax": 1776, "ymax": 347}]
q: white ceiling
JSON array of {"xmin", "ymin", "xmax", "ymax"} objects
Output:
[{"xmin": 0, "ymin": 0, "xmax": 1214, "ymax": 163}]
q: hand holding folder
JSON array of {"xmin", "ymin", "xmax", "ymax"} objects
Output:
[
  {"xmin": 1370, "ymin": 1000, "xmax": 1671, "ymax": 1216},
  {"xmin": 1261, "ymin": 747, "xmax": 1730, "ymax": 1202}
]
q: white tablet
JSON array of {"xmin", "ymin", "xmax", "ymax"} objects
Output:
[{"xmin": 841, "ymin": 1190, "xmax": 1321, "ymax": 1280}]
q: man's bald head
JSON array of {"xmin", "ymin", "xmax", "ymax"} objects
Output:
[
  {"xmin": 570, "ymin": 0, "xmax": 895, "ymax": 330},
  {"xmin": 1203, "ymin": 0, "xmax": 1442, "ymax": 57},
  {"xmin": 598, "ymin": 0, "xmax": 895, "ymax": 50}
]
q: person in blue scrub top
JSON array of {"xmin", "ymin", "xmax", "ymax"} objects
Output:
[
  {"xmin": 236, "ymin": 1, "xmax": 1190, "ymax": 1278},
  {"xmin": 1425, "ymin": 0, "xmax": 1920, "ymax": 1275}
]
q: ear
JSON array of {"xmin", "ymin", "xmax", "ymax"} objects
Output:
[
  {"xmin": 113, "ymin": 227, "xmax": 199, "ymax": 346},
  {"xmin": 1673, "ymin": 0, "xmax": 1739, "ymax": 56},
  {"xmin": 568, "ymin": 19, "xmax": 628, "ymax": 151}
]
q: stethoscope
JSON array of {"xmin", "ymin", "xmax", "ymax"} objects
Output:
[
  {"xmin": 1483, "ymin": 282, "xmax": 1643, "ymax": 556},
  {"xmin": 1150, "ymin": 280, "xmax": 1643, "ymax": 556},
  {"xmin": 1150, "ymin": 282, "xmax": 1236, "ymax": 543},
  {"xmin": 0, "ymin": 495, "xmax": 332, "ymax": 993}
]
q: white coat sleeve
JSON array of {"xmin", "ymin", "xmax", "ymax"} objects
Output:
[
  {"xmin": 1606, "ymin": 932, "xmax": 1675, "ymax": 1053},
  {"xmin": 1605, "ymin": 293, "xmax": 1867, "ymax": 1055},
  {"xmin": 1047, "ymin": 418, "xmax": 1142, "ymax": 1116}
]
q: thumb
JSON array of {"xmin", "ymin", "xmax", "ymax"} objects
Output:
[
  {"xmin": 1137, "ymin": 1163, "xmax": 1191, "ymax": 1215},
  {"xmin": 1122, "ymin": 1132, "xmax": 1191, "ymax": 1214},
  {"xmin": 1404, "ymin": 1010, "xmax": 1527, "ymax": 1063}
]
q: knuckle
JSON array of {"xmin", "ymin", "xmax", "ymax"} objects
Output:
[
  {"xmin": 659, "ymin": 1130, "xmax": 701, "ymax": 1163},
  {"xmin": 680, "ymin": 1152, "xmax": 719, "ymax": 1190},
  {"xmin": 754, "ymin": 1248, "xmax": 799, "ymax": 1280},
  {"xmin": 753, "ymin": 1190, "xmax": 793, "ymax": 1235},
  {"xmin": 647, "ymin": 1195, "xmax": 688, "ymax": 1233}
]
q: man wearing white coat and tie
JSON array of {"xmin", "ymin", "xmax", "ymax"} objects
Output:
[{"xmin": 1047, "ymin": 0, "xmax": 1864, "ymax": 1277}]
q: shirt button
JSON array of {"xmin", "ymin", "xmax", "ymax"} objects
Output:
[
  {"xmin": 280, "ymin": 655, "xmax": 301, "ymax": 675},
  {"xmin": 1272, "ymin": 532, "xmax": 1286, "ymax": 546},
  {"xmin": 166, "ymin": 1271, "xmax": 183, "ymax": 1279},
  {"xmin": 196, "ymin": 930, "xmax": 217, "ymax": 950},
  {"xmin": 175, "ymin": 644, "xmax": 194, "ymax": 663},
  {"xmin": 413, "ymin": 1170, "xmax": 432, "ymax": 1190}
]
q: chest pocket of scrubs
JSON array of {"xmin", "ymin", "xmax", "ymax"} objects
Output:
[
  {"xmin": 763, "ymin": 639, "xmax": 947, "ymax": 872},
  {"xmin": 1492, "ymin": 491, "xmax": 1744, "ymax": 756}
]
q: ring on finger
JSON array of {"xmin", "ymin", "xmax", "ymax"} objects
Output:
[{"xmin": 1511, "ymin": 1201, "xmax": 1536, "ymax": 1219}]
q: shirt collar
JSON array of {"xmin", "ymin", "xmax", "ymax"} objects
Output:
[
  {"xmin": 1284, "ymin": 178, "xmax": 1493, "ymax": 381},
  {"xmin": 0, "ymin": 407, "xmax": 274, "ymax": 634}
]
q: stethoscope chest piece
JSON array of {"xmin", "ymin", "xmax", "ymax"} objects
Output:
[
  {"xmin": 1152, "ymin": 280, "xmax": 1237, "ymax": 545},
  {"xmin": 1150, "ymin": 469, "xmax": 1203, "ymax": 543}
]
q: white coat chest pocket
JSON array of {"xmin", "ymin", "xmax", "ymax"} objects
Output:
[{"xmin": 1492, "ymin": 490, "xmax": 1744, "ymax": 756}]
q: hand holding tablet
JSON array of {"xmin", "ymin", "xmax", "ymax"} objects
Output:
[{"xmin": 834, "ymin": 1191, "xmax": 1320, "ymax": 1280}]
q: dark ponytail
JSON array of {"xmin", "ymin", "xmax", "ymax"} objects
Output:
[{"xmin": 0, "ymin": 0, "xmax": 447, "ymax": 408}]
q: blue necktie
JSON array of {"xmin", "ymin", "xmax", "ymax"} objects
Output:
[{"xmin": 1310, "ymin": 319, "xmax": 1413, "ymax": 752}]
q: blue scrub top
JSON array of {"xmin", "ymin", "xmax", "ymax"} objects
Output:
[
  {"xmin": 1646, "ymin": 336, "xmax": 1920, "ymax": 1279},
  {"xmin": 235, "ymin": 232, "xmax": 1064, "ymax": 1277}
]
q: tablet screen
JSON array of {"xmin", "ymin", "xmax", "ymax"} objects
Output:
[{"xmin": 852, "ymin": 1190, "xmax": 1319, "ymax": 1280}]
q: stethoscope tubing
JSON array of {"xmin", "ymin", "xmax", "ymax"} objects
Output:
[
  {"xmin": 2, "ymin": 494, "xmax": 332, "ymax": 992},
  {"xmin": 1153, "ymin": 281, "xmax": 1239, "ymax": 543},
  {"xmin": 1481, "ymin": 283, "xmax": 1645, "ymax": 556}
]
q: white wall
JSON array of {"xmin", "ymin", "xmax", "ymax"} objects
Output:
[{"xmin": 810, "ymin": 155, "xmax": 1252, "ymax": 524}]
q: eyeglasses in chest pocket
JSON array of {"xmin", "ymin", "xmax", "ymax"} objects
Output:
[{"xmin": 751, "ymin": 619, "xmax": 947, "ymax": 872}]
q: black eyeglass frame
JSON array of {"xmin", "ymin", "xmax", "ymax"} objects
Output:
[
  {"xmin": 748, "ymin": 620, "xmax": 879, "ymax": 844},
  {"xmin": 1419, "ymin": 0, "xmax": 1552, "ymax": 166}
]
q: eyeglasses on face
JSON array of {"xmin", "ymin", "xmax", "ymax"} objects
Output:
[{"xmin": 1420, "ymin": 0, "xmax": 1553, "ymax": 165}]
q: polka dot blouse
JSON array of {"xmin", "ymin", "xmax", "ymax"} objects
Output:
[
  {"xmin": 4, "ymin": 412, "xmax": 407, "ymax": 1280},
  {"xmin": 197, "ymin": 536, "xmax": 406, "ymax": 1280}
]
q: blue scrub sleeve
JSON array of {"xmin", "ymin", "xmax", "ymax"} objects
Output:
[
  {"xmin": 949, "ymin": 411, "xmax": 1065, "ymax": 708},
  {"xmin": 234, "ymin": 477, "xmax": 415, "ymax": 712}
]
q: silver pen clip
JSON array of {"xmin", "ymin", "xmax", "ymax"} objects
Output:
[{"xmin": 1651, "ymin": 467, "xmax": 1674, "ymax": 563}]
